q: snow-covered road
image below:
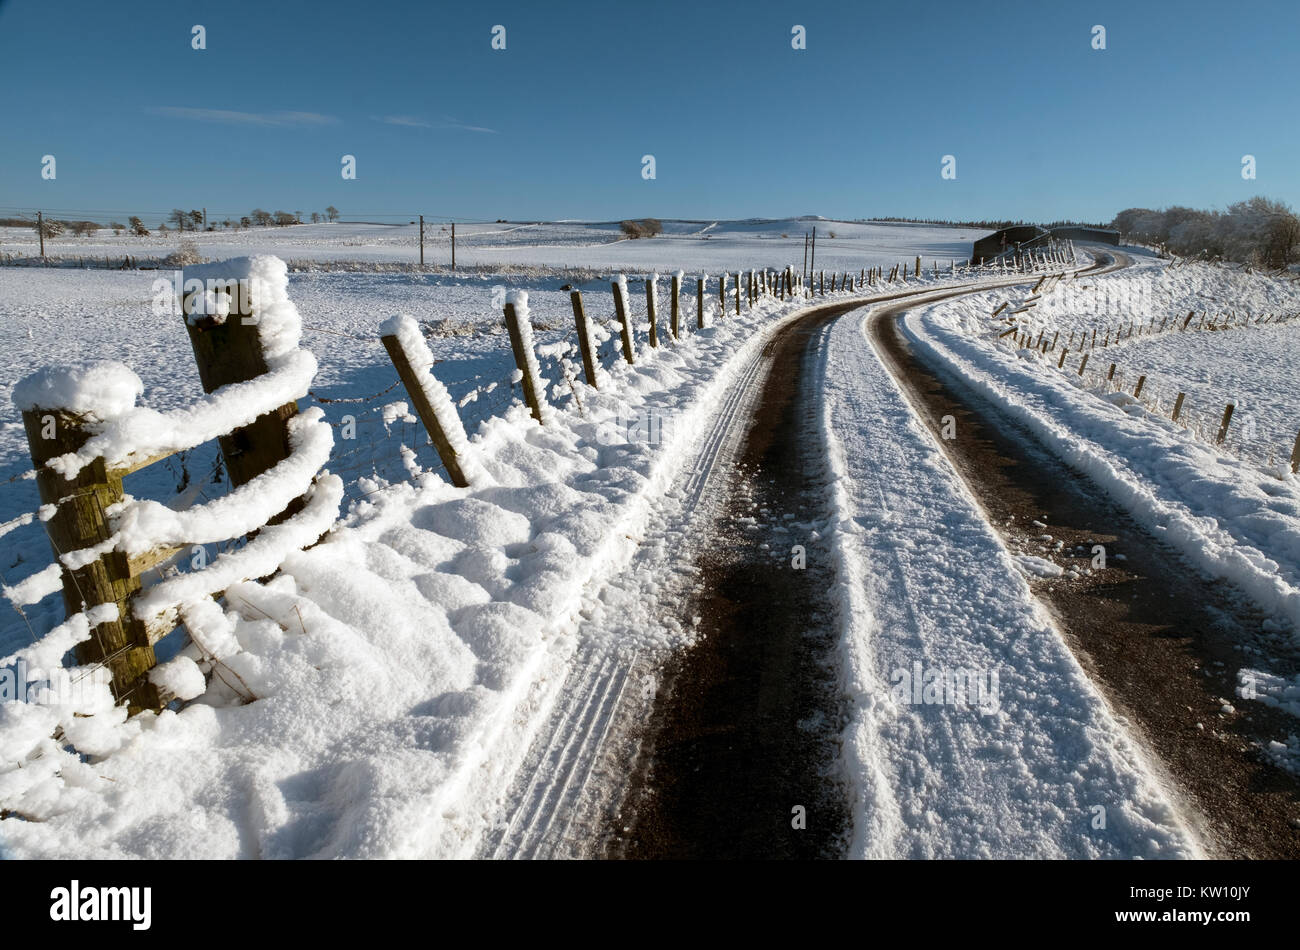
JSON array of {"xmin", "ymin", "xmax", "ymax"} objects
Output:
[
  {"xmin": 481, "ymin": 256, "xmax": 1209, "ymax": 859},
  {"xmin": 819, "ymin": 291, "xmax": 1199, "ymax": 857}
]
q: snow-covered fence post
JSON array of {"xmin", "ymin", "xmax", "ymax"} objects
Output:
[
  {"xmin": 380, "ymin": 317, "xmax": 477, "ymax": 488},
  {"xmin": 18, "ymin": 377, "xmax": 160, "ymax": 711},
  {"xmin": 718, "ymin": 273, "xmax": 726, "ymax": 316},
  {"xmin": 612, "ymin": 276, "xmax": 636, "ymax": 364},
  {"xmin": 915, "ymin": 256, "xmax": 921, "ymax": 279},
  {"xmin": 569, "ymin": 290, "xmax": 600, "ymax": 386},
  {"xmin": 1134, "ymin": 375, "xmax": 1147, "ymax": 398},
  {"xmin": 670, "ymin": 272, "xmax": 682, "ymax": 339},
  {"xmin": 645, "ymin": 274, "xmax": 659, "ymax": 348},
  {"xmin": 1216, "ymin": 403, "xmax": 1235, "ymax": 444},
  {"xmin": 1289, "ymin": 429, "xmax": 1300, "ymax": 474},
  {"xmin": 734, "ymin": 272, "xmax": 741, "ymax": 315},
  {"xmin": 1058, "ymin": 348, "xmax": 1069, "ymax": 368},
  {"xmin": 181, "ymin": 277, "xmax": 304, "ymax": 525},
  {"xmin": 1173, "ymin": 392, "xmax": 1186, "ymax": 422},
  {"xmin": 1077, "ymin": 353, "xmax": 1089, "ymax": 376},
  {"xmin": 503, "ymin": 293, "xmax": 549, "ymax": 423},
  {"xmin": 697, "ymin": 276, "xmax": 706, "ymax": 327}
]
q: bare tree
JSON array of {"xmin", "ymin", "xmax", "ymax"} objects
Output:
[
  {"xmin": 325, "ymin": 205, "xmax": 339, "ymax": 223},
  {"xmin": 251, "ymin": 208, "xmax": 273, "ymax": 227},
  {"xmin": 129, "ymin": 216, "xmax": 149, "ymax": 237}
]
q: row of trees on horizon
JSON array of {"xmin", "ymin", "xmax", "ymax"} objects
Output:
[
  {"xmin": 1111, "ymin": 197, "xmax": 1300, "ymax": 267},
  {"xmin": 0, "ymin": 206, "xmax": 342, "ymax": 238}
]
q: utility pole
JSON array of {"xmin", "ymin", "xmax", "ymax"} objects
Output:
[
  {"xmin": 419, "ymin": 214, "xmax": 424, "ymax": 268},
  {"xmin": 203, "ymin": 207, "xmax": 207, "ymax": 230},
  {"xmin": 810, "ymin": 227, "xmax": 816, "ymax": 284},
  {"xmin": 451, "ymin": 222, "xmax": 456, "ymax": 271},
  {"xmin": 37, "ymin": 211, "xmax": 44, "ymax": 259},
  {"xmin": 803, "ymin": 233, "xmax": 809, "ymax": 283}
]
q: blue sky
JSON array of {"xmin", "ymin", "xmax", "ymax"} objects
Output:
[{"xmin": 1, "ymin": 0, "xmax": 1296, "ymax": 225}]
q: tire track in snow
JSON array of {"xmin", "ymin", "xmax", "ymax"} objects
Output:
[{"xmin": 482, "ymin": 321, "xmax": 778, "ymax": 859}]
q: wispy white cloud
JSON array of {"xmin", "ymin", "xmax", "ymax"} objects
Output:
[
  {"xmin": 371, "ymin": 114, "xmax": 499, "ymax": 134},
  {"xmin": 150, "ymin": 107, "xmax": 339, "ymax": 126},
  {"xmin": 443, "ymin": 117, "xmax": 499, "ymax": 134},
  {"xmin": 373, "ymin": 114, "xmax": 433, "ymax": 128}
]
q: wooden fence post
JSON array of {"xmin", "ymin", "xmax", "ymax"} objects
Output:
[
  {"xmin": 21, "ymin": 400, "xmax": 160, "ymax": 712},
  {"xmin": 1216, "ymin": 403, "xmax": 1235, "ymax": 444},
  {"xmin": 1289, "ymin": 428, "xmax": 1300, "ymax": 474},
  {"xmin": 503, "ymin": 299, "xmax": 549, "ymax": 422},
  {"xmin": 1107, "ymin": 362, "xmax": 1116, "ymax": 381},
  {"xmin": 1134, "ymin": 375, "xmax": 1146, "ymax": 398},
  {"xmin": 1058, "ymin": 348, "xmax": 1069, "ymax": 368},
  {"xmin": 612, "ymin": 278, "xmax": 636, "ymax": 364},
  {"xmin": 734, "ymin": 272, "xmax": 741, "ymax": 316},
  {"xmin": 645, "ymin": 275, "xmax": 659, "ymax": 348},
  {"xmin": 570, "ymin": 290, "xmax": 599, "ymax": 386},
  {"xmin": 1078, "ymin": 353, "xmax": 1089, "ymax": 376},
  {"xmin": 719, "ymin": 273, "xmax": 726, "ymax": 315},
  {"xmin": 381, "ymin": 327, "xmax": 475, "ymax": 487},
  {"xmin": 671, "ymin": 272, "xmax": 682, "ymax": 339},
  {"xmin": 182, "ymin": 285, "xmax": 303, "ymax": 524},
  {"xmin": 1172, "ymin": 392, "xmax": 1186, "ymax": 421},
  {"xmin": 697, "ymin": 276, "xmax": 706, "ymax": 328},
  {"xmin": 915, "ymin": 255, "xmax": 921, "ymax": 278}
]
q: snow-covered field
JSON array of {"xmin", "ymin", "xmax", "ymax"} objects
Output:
[
  {"xmin": 0, "ymin": 218, "xmax": 985, "ymax": 272},
  {"xmin": 979, "ymin": 257, "xmax": 1300, "ymax": 469}
]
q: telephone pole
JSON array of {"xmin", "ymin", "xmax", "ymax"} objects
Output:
[
  {"xmin": 809, "ymin": 227, "xmax": 816, "ymax": 286},
  {"xmin": 451, "ymin": 222, "xmax": 456, "ymax": 271},
  {"xmin": 419, "ymin": 214, "xmax": 424, "ymax": 268},
  {"xmin": 37, "ymin": 211, "xmax": 44, "ymax": 259}
]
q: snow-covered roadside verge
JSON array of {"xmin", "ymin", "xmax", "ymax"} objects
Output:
[
  {"xmin": 814, "ymin": 303, "xmax": 1199, "ymax": 858},
  {"xmin": 3, "ymin": 268, "xmax": 927, "ymax": 859},
  {"xmin": 904, "ymin": 300, "xmax": 1300, "ymax": 640}
]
